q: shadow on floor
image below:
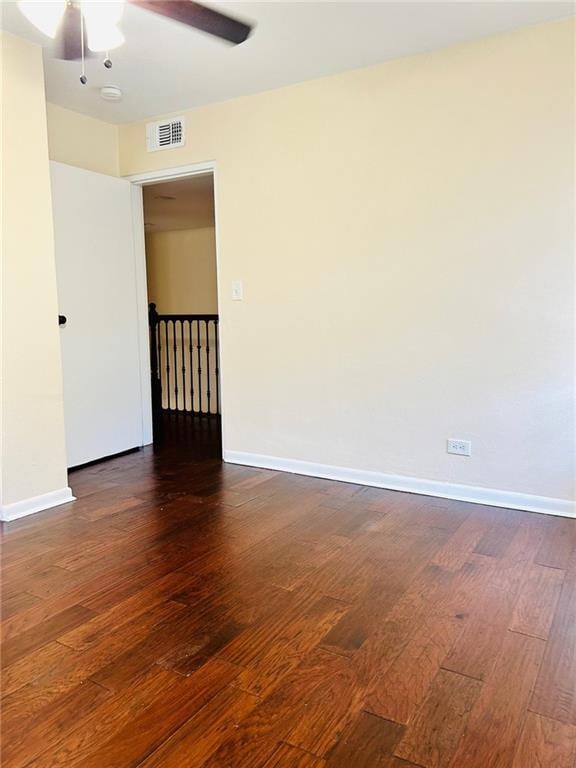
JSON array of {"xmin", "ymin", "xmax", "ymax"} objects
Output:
[{"xmin": 154, "ymin": 410, "xmax": 222, "ymax": 461}]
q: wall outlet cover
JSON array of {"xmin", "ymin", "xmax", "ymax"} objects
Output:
[{"xmin": 447, "ymin": 439, "xmax": 472, "ymax": 456}]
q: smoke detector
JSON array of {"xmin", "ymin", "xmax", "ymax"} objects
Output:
[{"xmin": 100, "ymin": 85, "xmax": 122, "ymax": 102}]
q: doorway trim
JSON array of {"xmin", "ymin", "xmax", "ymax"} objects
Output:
[{"xmin": 127, "ymin": 160, "xmax": 226, "ymax": 451}]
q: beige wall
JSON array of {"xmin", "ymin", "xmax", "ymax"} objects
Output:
[
  {"xmin": 120, "ymin": 18, "xmax": 575, "ymax": 505},
  {"xmin": 146, "ymin": 227, "xmax": 217, "ymax": 314},
  {"xmin": 1, "ymin": 34, "xmax": 69, "ymax": 508},
  {"xmin": 47, "ymin": 103, "xmax": 119, "ymax": 176}
]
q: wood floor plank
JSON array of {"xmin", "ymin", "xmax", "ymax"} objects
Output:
[
  {"xmin": 1, "ymin": 601, "xmax": 187, "ymax": 731},
  {"xmin": 394, "ymin": 669, "xmax": 482, "ymax": 767},
  {"xmin": 283, "ymin": 649, "xmax": 365, "ymax": 757},
  {"xmin": 24, "ymin": 566, "xmax": 92, "ymax": 600},
  {"xmin": 52, "ymin": 528, "xmax": 147, "ymax": 571},
  {"xmin": 208, "ymin": 677, "xmax": 301, "ymax": 767},
  {"xmin": 58, "ymin": 573, "xmax": 200, "ymax": 651},
  {"xmin": 448, "ymin": 631, "xmax": 545, "ymax": 768},
  {"xmin": 511, "ymin": 712, "xmax": 576, "ymax": 768},
  {"xmin": 322, "ymin": 532, "xmax": 451, "ymax": 657},
  {"xmin": 530, "ymin": 572, "xmax": 576, "ymax": 725},
  {"xmin": 218, "ymin": 589, "xmax": 331, "ymax": 668},
  {"xmin": 262, "ymin": 742, "xmax": 327, "ymax": 767},
  {"xmin": 158, "ymin": 618, "xmax": 247, "ymax": 676},
  {"xmin": 442, "ymin": 581, "xmax": 517, "ymax": 681},
  {"xmin": 91, "ymin": 583, "xmax": 287, "ymax": 692},
  {"xmin": 431, "ymin": 515, "xmax": 492, "ymax": 571},
  {"xmin": 138, "ymin": 686, "xmax": 260, "ymax": 768},
  {"xmin": 1, "ymin": 542, "xmax": 191, "ymax": 642},
  {"xmin": 324, "ymin": 711, "xmax": 404, "ymax": 767},
  {"xmin": 25, "ymin": 661, "xmax": 239, "ymax": 768},
  {"xmin": 473, "ymin": 522, "xmax": 518, "ymax": 558},
  {"xmin": 365, "ymin": 611, "xmax": 466, "ymax": 725},
  {"xmin": 1, "ymin": 679, "xmax": 110, "ymax": 768},
  {"xmin": 77, "ymin": 542, "xmax": 200, "ymax": 614},
  {"xmin": 352, "ymin": 563, "xmax": 455, "ymax": 689},
  {"xmin": 1, "ymin": 641, "xmax": 77, "ymax": 699},
  {"xmin": 229, "ymin": 517, "xmax": 348, "ymax": 592},
  {"xmin": 299, "ymin": 546, "xmax": 378, "ymax": 604},
  {"xmin": 509, "ymin": 564, "xmax": 564, "ymax": 640},
  {"xmin": 489, "ymin": 523, "xmax": 545, "ymax": 595},
  {"xmin": 534, "ymin": 519, "xmax": 575, "ymax": 570},
  {"xmin": 1, "ymin": 605, "xmax": 96, "ymax": 668},
  {"xmin": 320, "ymin": 581, "xmax": 402, "ymax": 657},
  {"xmin": 210, "ymin": 648, "xmax": 363, "ymax": 767},
  {"xmin": 442, "ymin": 526, "xmax": 541, "ymax": 682},
  {"xmin": 233, "ymin": 596, "xmax": 349, "ymax": 697},
  {"xmin": 1, "ymin": 591, "xmax": 43, "ymax": 620},
  {"xmin": 16, "ymin": 667, "xmax": 181, "ymax": 768}
]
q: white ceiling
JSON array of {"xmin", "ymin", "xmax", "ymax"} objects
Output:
[
  {"xmin": 143, "ymin": 174, "xmax": 215, "ymax": 232},
  {"xmin": 2, "ymin": 1, "xmax": 573, "ymax": 123}
]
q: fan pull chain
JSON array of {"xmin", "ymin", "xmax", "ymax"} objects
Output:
[
  {"xmin": 104, "ymin": 51, "xmax": 112, "ymax": 69},
  {"xmin": 79, "ymin": 10, "xmax": 87, "ymax": 84}
]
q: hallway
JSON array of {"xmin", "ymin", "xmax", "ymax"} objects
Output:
[{"xmin": 1, "ymin": 446, "xmax": 575, "ymax": 767}]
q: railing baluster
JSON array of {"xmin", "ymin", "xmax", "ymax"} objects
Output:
[
  {"xmin": 214, "ymin": 319, "xmax": 220, "ymax": 414},
  {"xmin": 156, "ymin": 323, "xmax": 161, "ymax": 397},
  {"xmin": 188, "ymin": 320, "xmax": 194, "ymax": 413},
  {"xmin": 180, "ymin": 320, "xmax": 186, "ymax": 412},
  {"xmin": 148, "ymin": 303, "xmax": 163, "ymax": 441},
  {"xmin": 205, "ymin": 319, "xmax": 211, "ymax": 415},
  {"xmin": 197, "ymin": 318, "xmax": 203, "ymax": 414},
  {"xmin": 172, "ymin": 320, "xmax": 179, "ymax": 410},
  {"xmin": 164, "ymin": 320, "xmax": 171, "ymax": 410}
]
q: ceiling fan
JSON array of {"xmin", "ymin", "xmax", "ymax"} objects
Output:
[{"xmin": 18, "ymin": 1, "xmax": 253, "ymax": 83}]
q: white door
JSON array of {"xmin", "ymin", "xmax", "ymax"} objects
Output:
[{"xmin": 51, "ymin": 161, "xmax": 150, "ymax": 467}]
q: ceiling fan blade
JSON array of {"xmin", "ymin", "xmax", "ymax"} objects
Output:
[
  {"xmin": 129, "ymin": 0, "xmax": 252, "ymax": 45},
  {"xmin": 54, "ymin": 3, "xmax": 86, "ymax": 60}
]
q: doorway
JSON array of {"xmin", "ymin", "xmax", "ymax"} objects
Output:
[{"xmin": 142, "ymin": 172, "xmax": 221, "ymax": 457}]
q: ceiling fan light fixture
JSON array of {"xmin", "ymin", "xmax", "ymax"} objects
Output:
[
  {"xmin": 17, "ymin": 0, "xmax": 66, "ymax": 38},
  {"xmin": 86, "ymin": 23, "xmax": 124, "ymax": 53},
  {"xmin": 81, "ymin": 0, "xmax": 125, "ymax": 52}
]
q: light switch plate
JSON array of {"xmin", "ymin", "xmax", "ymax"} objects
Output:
[{"xmin": 232, "ymin": 280, "xmax": 243, "ymax": 301}]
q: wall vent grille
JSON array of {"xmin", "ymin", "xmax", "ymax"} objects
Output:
[{"xmin": 146, "ymin": 117, "xmax": 185, "ymax": 152}]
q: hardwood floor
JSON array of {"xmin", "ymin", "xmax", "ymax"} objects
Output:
[{"xmin": 1, "ymin": 429, "xmax": 575, "ymax": 767}]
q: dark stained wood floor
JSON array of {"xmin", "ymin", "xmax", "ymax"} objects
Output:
[{"xmin": 2, "ymin": 422, "xmax": 576, "ymax": 767}]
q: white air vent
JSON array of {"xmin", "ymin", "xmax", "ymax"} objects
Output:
[{"xmin": 146, "ymin": 117, "xmax": 185, "ymax": 152}]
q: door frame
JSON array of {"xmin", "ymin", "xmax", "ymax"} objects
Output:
[{"xmin": 126, "ymin": 160, "xmax": 225, "ymax": 450}]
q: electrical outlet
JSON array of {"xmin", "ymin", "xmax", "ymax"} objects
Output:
[{"xmin": 447, "ymin": 439, "xmax": 472, "ymax": 456}]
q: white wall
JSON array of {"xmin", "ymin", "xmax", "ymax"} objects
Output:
[
  {"xmin": 1, "ymin": 34, "xmax": 71, "ymax": 520},
  {"xmin": 120, "ymin": 18, "xmax": 575, "ymax": 514}
]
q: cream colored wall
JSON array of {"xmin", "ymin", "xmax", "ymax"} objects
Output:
[
  {"xmin": 120, "ymin": 18, "xmax": 575, "ymax": 503},
  {"xmin": 1, "ymin": 34, "xmax": 69, "ymax": 507},
  {"xmin": 46, "ymin": 103, "xmax": 119, "ymax": 176},
  {"xmin": 145, "ymin": 227, "xmax": 217, "ymax": 314}
]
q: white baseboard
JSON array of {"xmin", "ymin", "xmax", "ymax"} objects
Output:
[
  {"xmin": 223, "ymin": 451, "xmax": 575, "ymax": 519},
  {"xmin": 0, "ymin": 487, "xmax": 76, "ymax": 522}
]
